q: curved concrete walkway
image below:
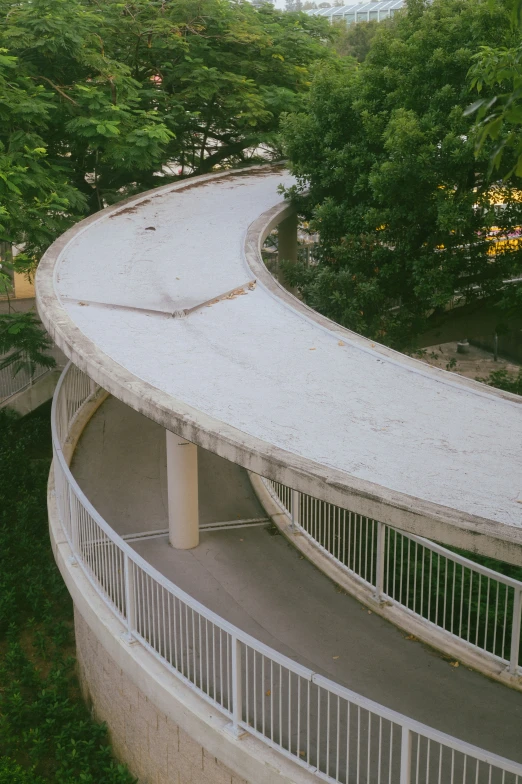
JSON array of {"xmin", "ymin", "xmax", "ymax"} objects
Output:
[
  {"xmin": 71, "ymin": 396, "xmax": 522, "ymax": 764},
  {"xmin": 37, "ymin": 166, "xmax": 522, "ymax": 560}
]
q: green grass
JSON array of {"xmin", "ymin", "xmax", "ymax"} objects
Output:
[{"xmin": 0, "ymin": 403, "xmax": 136, "ymax": 784}]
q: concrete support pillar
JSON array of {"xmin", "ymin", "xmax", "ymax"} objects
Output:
[
  {"xmin": 277, "ymin": 211, "xmax": 298, "ymax": 265},
  {"xmin": 166, "ymin": 431, "xmax": 199, "ymax": 550}
]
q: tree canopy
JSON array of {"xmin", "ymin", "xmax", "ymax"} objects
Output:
[
  {"xmin": 331, "ymin": 18, "xmax": 380, "ymax": 62},
  {"xmin": 0, "ymin": 0, "xmax": 331, "ymax": 272},
  {"xmin": 282, "ymin": 0, "xmax": 522, "ymax": 348},
  {"xmin": 466, "ymin": 31, "xmax": 522, "ymax": 178}
]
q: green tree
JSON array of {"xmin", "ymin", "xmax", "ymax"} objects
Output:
[
  {"xmin": 97, "ymin": 0, "xmax": 331, "ymax": 180},
  {"xmin": 0, "ymin": 0, "xmax": 331, "ymax": 368},
  {"xmin": 281, "ymin": 0, "xmax": 522, "ymax": 348},
  {"xmin": 0, "ymin": 0, "xmax": 174, "ymax": 243},
  {"xmin": 0, "ymin": 45, "xmax": 86, "ymax": 273},
  {"xmin": 466, "ymin": 39, "xmax": 522, "ymax": 178},
  {"xmin": 332, "ymin": 19, "xmax": 380, "ymax": 62},
  {"xmin": 0, "ymin": 0, "xmax": 331, "ymax": 244},
  {"xmin": 0, "ymin": 312, "xmax": 56, "ymax": 376}
]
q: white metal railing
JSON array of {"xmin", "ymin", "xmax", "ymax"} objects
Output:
[
  {"xmin": 51, "ymin": 362, "xmax": 522, "ymax": 784},
  {"xmin": 264, "ymin": 480, "xmax": 522, "ymax": 677},
  {"xmin": 0, "ymin": 354, "xmax": 50, "ymax": 403}
]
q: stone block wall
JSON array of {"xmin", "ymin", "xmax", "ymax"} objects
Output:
[{"xmin": 74, "ymin": 609, "xmax": 249, "ymax": 784}]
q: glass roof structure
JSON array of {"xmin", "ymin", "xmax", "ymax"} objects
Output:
[{"xmin": 307, "ymin": 0, "xmax": 405, "ymax": 22}]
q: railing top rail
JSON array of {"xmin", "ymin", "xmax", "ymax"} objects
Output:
[
  {"xmin": 403, "ymin": 529, "xmax": 522, "ymax": 589},
  {"xmin": 311, "ymin": 673, "xmax": 522, "ymax": 775},
  {"xmin": 51, "ymin": 364, "xmax": 315, "ymax": 678},
  {"xmin": 293, "ymin": 484, "xmax": 522, "ymax": 590},
  {"xmin": 52, "ymin": 362, "xmax": 522, "ymax": 777}
]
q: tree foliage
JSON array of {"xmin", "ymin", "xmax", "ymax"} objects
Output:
[
  {"xmin": 0, "ymin": 0, "xmax": 331, "ymax": 273},
  {"xmin": 0, "ymin": 44, "xmax": 86, "ymax": 272},
  {"xmin": 0, "ymin": 406, "xmax": 136, "ymax": 783},
  {"xmin": 281, "ymin": 0, "xmax": 522, "ymax": 348},
  {"xmin": 466, "ymin": 39, "xmax": 522, "ymax": 178},
  {"xmin": 477, "ymin": 365, "xmax": 522, "ymax": 394},
  {"xmin": 332, "ymin": 19, "xmax": 380, "ymax": 62},
  {"xmin": 0, "ymin": 758, "xmax": 44, "ymax": 784},
  {"xmin": 0, "ymin": 0, "xmax": 331, "ymax": 370},
  {"xmin": 0, "ymin": 312, "xmax": 56, "ymax": 376}
]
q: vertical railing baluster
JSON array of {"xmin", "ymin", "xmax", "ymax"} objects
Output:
[
  {"xmin": 69, "ymin": 487, "xmax": 78, "ymax": 556},
  {"xmin": 123, "ymin": 553, "xmax": 136, "ymax": 642},
  {"xmin": 291, "ymin": 489, "xmax": 300, "ymax": 531},
  {"xmin": 509, "ymin": 588, "xmax": 522, "ymax": 675},
  {"xmin": 230, "ymin": 636, "xmax": 243, "ymax": 736},
  {"xmin": 400, "ymin": 727, "xmax": 412, "ymax": 784},
  {"xmin": 374, "ymin": 521, "xmax": 385, "ymax": 601}
]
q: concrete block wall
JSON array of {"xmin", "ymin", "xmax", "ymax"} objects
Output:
[{"xmin": 74, "ymin": 610, "xmax": 248, "ymax": 784}]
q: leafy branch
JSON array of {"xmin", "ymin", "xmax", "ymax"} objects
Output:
[{"xmin": 0, "ymin": 312, "xmax": 56, "ymax": 377}]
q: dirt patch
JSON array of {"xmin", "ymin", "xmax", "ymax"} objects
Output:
[
  {"xmin": 107, "ymin": 164, "xmax": 285, "ymax": 219},
  {"xmin": 418, "ymin": 340, "xmax": 521, "ymax": 381},
  {"xmin": 109, "ymin": 198, "xmax": 152, "ymax": 218},
  {"xmin": 174, "ymin": 164, "xmax": 286, "ymax": 194}
]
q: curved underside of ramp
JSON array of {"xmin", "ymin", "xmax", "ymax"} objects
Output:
[{"xmin": 36, "ymin": 165, "xmax": 522, "ymax": 557}]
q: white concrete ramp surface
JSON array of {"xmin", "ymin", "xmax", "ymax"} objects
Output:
[
  {"xmin": 36, "ymin": 166, "xmax": 522, "ymax": 557},
  {"xmin": 38, "ymin": 164, "xmax": 522, "ymax": 784}
]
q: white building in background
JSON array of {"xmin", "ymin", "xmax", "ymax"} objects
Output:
[{"xmin": 307, "ymin": 0, "xmax": 405, "ymax": 23}]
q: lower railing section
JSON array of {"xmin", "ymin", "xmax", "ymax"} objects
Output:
[
  {"xmin": 51, "ymin": 362, "xmax": 522, "ymax": 784},
  {"xmin": 264, "ymin": 480, "xmax": 522, "ymax": 677},
  {"xmin": 0, "ymin": 355, "xmax": 50, "ymax": 403}
]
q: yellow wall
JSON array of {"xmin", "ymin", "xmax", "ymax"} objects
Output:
[{"xmin": 13, "ymin": 271, "xmax": 35, "ymax": 299}]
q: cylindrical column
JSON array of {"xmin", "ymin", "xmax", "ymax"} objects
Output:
[
  {"xmin": 166, "ymin": 431, "xmax": 199, "ymax": 550},
  {"xmin": 277, "ymin": 211, "xmax": 298, "ymax": 265}
]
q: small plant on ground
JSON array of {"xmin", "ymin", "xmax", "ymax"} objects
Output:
[{"xmin": 476, "ymin": 367, "xmax": 522, "ymax": 395}]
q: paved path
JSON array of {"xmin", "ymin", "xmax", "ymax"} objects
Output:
[{"xmin": 71, "ymin": 397, "xmax": 522, "ymax": 764}]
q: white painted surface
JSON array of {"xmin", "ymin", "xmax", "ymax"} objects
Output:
[
  {"xmin": 47, "ymin": 168, "xmax": 522, "ymax": 532},
  {"xmin": 166, "ymin": 431, "xmax": 199, "ymax": 549}
]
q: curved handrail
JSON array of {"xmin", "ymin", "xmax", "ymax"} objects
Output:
[
  {"xmin": 262, "ymin": 478, "xmax": 522, "ymax": 675},
  {"xmin": 50, "ymin": 361, "xmax": 522, "ymax": 783},
  {"xmin": 0, "ymin": 356, "xmax": 50, "ymax": 404}
]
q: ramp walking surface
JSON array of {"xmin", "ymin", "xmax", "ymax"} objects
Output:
[{"xmin": 71, "ymin": 397, "xmax": 522, "ymax": 765}]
